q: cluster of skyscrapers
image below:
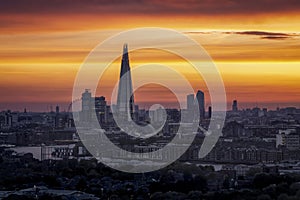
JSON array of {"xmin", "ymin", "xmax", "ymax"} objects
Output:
[{"xmin": 79, "ymin": 44, "xmax": 211, "ymax": 124}]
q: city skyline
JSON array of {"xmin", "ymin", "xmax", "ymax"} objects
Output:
[
  {"xmin": 0, "ymin": 1, "xmax": 299, "ymax": 111},
  {"xmin": 1, "ymin": 1, "xmax": 300, "ymax": 199},
  {"xmin": 1, "ymin": 95, "xmax": 298, "ymax": 114}
]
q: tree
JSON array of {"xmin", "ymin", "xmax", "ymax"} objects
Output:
[
  {"xmin": 290, "ymin": 182, "xmax": 300, "ymax": 193},
  {"xmin": 150, "ymin": 192, "xmax": 163, "ymax": 199},
  {"xmin": 246, "ymin": 167, "xmax": 262, "ymax": 177},
  {"xmin": 257, "ymin": 194, "xmax": 271, "ymax": 200},
  {"xmin": 253, "ymin": 173, "xmax": 277, "ymax": 189},
  {"xmin": 193, "ymin": 175, "xmax": 208, "ymax": 192},
  {"xmin": 277, "ymin": 193, "xmax": 289, "ymax": 200},
  {"xmin": 187, "ymin": 191, "xmax": 203, "ymax": 200},
  {"xmin": 223, "ymin": 177, "xmax": 230, "ymax": 189}
]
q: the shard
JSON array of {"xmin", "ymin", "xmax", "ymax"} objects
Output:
[{"xmin": 116, "ymin": 44, "xmax": 134, "ymax": 119}]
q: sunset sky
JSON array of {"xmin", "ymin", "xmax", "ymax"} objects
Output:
[{"xmin": 0, "ymin": 0, "xmax": 300, "ymax": 111}]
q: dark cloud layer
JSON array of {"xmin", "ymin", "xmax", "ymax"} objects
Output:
[
  {"xmin": 186, "ymin": 31, "xmax": 300, "ymax": 40},
  {"xmin": 235, "ymin": 31, "xmax": 300, "ymax": 40},
  {"xmin": 0, "ymin": 0, "xmax": 300, "ymax": 15},
  {"xmin": 236, "ymin": 31, "xmax": 289, "ymax": 36},
  {"xmin": 260, "ymin": 36, "xmax": 289, "ymax": 40}
]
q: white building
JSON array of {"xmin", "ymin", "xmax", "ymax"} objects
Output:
[{"xmin": 276, "ymin": 129, "xmax": 300, "ymax": 150}]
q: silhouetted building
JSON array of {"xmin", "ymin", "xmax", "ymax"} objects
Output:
[
  {"xmin": 0, "ymin": 110, "xmax": 12, "ymax": 128},
  {"xmin": 276, "ymin": 129, "xmax": 300, "ymax": 150},
  {"xmin": 55, "ymin": 105, "xmax": 59, "ymax": 114},
  {"xmin": 208, "ymin": 106, "xmax": 212, "ymax": 118},
  {"xmin": 187, "ymin": 94, "xmax": 194, "ymax": 121},
  {"xmin": 81, "ymin": 89, "xmax": 92, "ymax": 122},
  {"xmin": 105, "ymin": 105, "xmax": 111, "ymax": 123},
  {"xmin": 187, "ymin": 94, "xmax": 194, "ymax": 111},
  {"xmin": 133, "ymin": 104, "xmax": 139, "ymax": 121},
  {"xmin": 95, "ymin": 96, "xmax": 106, "ymax": 124},
  {"xmin": 232, "ymin": 100, "xmax": 238, "ymax": 112},
  {"xmin": 223, "ymin": 121, "xmax": 245, "ymax": 137},
  {"xmin": 116, "ymin": 44, "xmax": 135, "ymax": 120},
  {"xmin": 196, "ymin": 90, "xmax": 205, "ymax": 120}
]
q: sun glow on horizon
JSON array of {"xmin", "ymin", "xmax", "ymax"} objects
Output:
[{"xmin": 0, "ymin": 1, "xmax": 300, "ymax": 111}]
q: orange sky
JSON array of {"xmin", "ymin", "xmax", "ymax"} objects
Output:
[{"xmin": 0, "ymin": 0, "xmax": 300, "ymax": 111}]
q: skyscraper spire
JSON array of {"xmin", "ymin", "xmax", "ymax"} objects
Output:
[{"xmin": 116, "ymin": 43, "xmax": 134, "ymax": 119}]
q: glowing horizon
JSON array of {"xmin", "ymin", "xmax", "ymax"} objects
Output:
[{"xmin": 0, "ymin": 0, "xmax": 300, "ymax": 111}]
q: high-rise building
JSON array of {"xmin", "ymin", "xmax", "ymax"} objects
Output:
[
  {"xmin": 208, "ymin": 106, "xmax": 212, "ymax": 118},
  {"xmin": 116, "ymin": 44, "xmax": 135, "ymax": 119},
  {"xmin": 95, "ymin": 96, "xmax": 106, "ymax": 124},
  {"xmin": 186, "ymin": 94, "xmax": 195, "ymax": 121},
  {"xmin": 232, "ymin": 100, "xmax": 238, "ymax": 112},
  {"xmin": 196, "ymin": 90, "xmax": 205, "ymax": 120},
  {"xmin": 55, "ymin": 105, "xmax": 60, "ymax": 114},
  {"xmin": 81, "ymin": 89, "xmax": 92, "ymax": 122},
  {"xmin": 187, "ymin": 94, "xmax": 194, "ymax": 111}
]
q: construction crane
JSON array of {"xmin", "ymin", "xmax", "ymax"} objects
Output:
[{"xmin": 67, "ymin": 98, "xmax": 81, "ymax": 113}]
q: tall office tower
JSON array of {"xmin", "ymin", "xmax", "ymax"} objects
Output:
[
  {"xmin": 95, "ymin": 96, "xmax": 107, "ymax": 124},
  {"xmin": 116, "ymin": 44, "xmax": 135, "ymax": 119},
  {"xmin": 81, "ymin": 89, "xmax": 92, "ymax": 122},
  {"xmin": 55, "ymin": 105, "xmax": 60, "ymax": 114},
  {"xmin": 187, "ymin": 94, "xmax": 195, "ymax": 111},
  {"xmin": 208, "ymin": 106, "xmax": 212, "ymax": 118},
  {"xmin": 196, "ymin": 90, "xmax": 205, "ymax": 120},
  {"xmin": 186, "ymin": 94, "xmax": 195, "ymax": 121},
  {"xmin": 232, "ymin": 100, "xmax": 238, "ymax": 112}
]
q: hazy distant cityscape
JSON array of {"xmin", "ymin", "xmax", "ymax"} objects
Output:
[
  {"xmin": 0, "ymin": 44, "xmax": 300, "ymax": 199},
  {"xmin": 1, "ymin": 98, "xmax": 300, "ymax": 199}
]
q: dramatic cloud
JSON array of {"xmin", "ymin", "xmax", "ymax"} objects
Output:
[
  {"xmin": 234, "ymin": 31, "xmax": 298, "ymax": 40},
  {"xmin": 0, "ymin": 0, "xmax": 300, "ymax": 15},
  {"xmin": 260, "ymin": 36, "xmax": 289, "ymax": 40},
  {"xmin": 186, "ymin": 31, "xmax": 300, "ymax": 40},
  {"xmin": 0, "ymin": 1, "xmax": 299, "ymax": 111},
  {"xmin": 235, "ymin": 31, "xmax": 290, "ymax": 36}
]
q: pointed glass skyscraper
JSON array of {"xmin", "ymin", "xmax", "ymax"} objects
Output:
[{"xmin": 116, "ymin": 44, "xmax": 134, "ymax": 118}]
